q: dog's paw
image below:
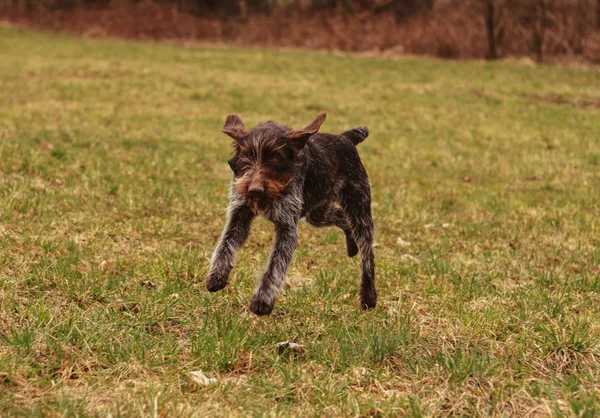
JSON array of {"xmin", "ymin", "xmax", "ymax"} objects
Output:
[
  {"xmin": 361, "ymin": 297, "xmax": 377, "ymax": 310},
  {"xmin": 360, "ymin": 285, "xmax": 377, "ymax": 310},
  {"xmin": 249, "ymin": 293, "xmax": 275, "ymax": 316},
  {"xmin": 206, "ymin": 271, "xmax": 229, "ymax": 292}
]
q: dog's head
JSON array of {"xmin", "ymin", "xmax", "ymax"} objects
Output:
[{"xmin": 221, "ymin": 113, "xmax": 326, "ymax": 212}]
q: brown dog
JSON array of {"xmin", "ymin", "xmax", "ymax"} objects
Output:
[{"xmin": 207, "ymin": 113, "xmax": 375, "ymax": 315}]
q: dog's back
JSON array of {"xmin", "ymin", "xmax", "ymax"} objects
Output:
[{"xmin": 298, "ymin": 130, "xmax": 370, "ymax": 211}]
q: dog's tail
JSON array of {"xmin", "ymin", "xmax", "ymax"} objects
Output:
[{"xmin": 341, "ymin": 127, "xmax": 369, "ymax": 146}]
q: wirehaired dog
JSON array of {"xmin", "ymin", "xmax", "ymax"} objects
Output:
[{"xmin": 206, "ymin": 113, "xmax": 376, "ymax": 315}]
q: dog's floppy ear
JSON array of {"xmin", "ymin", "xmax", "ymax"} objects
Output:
[
  {"xmin": 221, "ymin": 114, "xmax": 246, "ymax": 142},
  {"xmin": 283, "ymin": 113, "xmax": 326, "ymax": 147}
]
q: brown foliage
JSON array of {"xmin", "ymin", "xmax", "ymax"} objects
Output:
[{"xmin": 1, "ymin": 0, "xmax": 599, "ymax": 61}]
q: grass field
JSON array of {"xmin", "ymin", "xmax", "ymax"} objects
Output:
[{"xmin": 1, "ymin": 27, "xmax": 599, "ymax": 417}]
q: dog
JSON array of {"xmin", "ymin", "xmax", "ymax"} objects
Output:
[{"xmin": 206, "ymin": 113, "xmax": 376, "ymax": 315}]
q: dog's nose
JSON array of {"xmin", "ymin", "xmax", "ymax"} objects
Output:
[{"xmin": 248, "ymin": 179, "xmax": 264, "ymax": 195}]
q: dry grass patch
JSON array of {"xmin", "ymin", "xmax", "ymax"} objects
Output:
[{"xmin": 0, "ymin": 27, "xmax": 599, "ymax": 417}]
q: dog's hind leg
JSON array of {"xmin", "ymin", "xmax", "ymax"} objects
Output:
[
  {"xmin": 305, "ymin": 203, "xmax": 358, "ymax": 257},
  {"xmin": 206, "ymin": 197, "xmax": 255, "ymax": 292},
  {"xmin": 341, "ymin": 185, "xmax": 376, "ymax": 309}
]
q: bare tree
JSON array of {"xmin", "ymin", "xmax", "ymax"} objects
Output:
[
  {"xmin": 531, "ymin": 0, "xmax": 549, "ymax": 62},
  {"xmin": 484, "ymin": 0, "xmax": 497, "ymax": 59}
]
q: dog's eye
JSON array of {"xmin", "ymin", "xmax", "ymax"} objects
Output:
[{"xmin": 235, "ymin": 159, "xmax": 252, "ymax": 174}]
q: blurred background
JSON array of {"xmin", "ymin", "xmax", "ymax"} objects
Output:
[{"xmin": 1, "ymin": 0, "xmax": 599, "ymax": 62}]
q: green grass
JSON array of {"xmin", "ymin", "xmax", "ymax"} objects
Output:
[{"xmin": 1, "ymin": 26, "xmax": 599, "ymax": 416}]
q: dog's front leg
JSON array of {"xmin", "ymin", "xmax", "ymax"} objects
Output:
[
  {"xmin": 250, "ymin": 222, "xmax": 299, "ymax": 316},
  {"xmin": 206, "ymin": 201, "xmax": 255, "ymax": 292}
]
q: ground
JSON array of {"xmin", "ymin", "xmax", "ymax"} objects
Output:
[{"xmin": 0, "ymin": 27, "xmax": 599, "ymax": 417}]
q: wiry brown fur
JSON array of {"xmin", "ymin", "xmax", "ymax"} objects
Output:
[{"xmin": 207, "ymin": 113, "xmax": 376, "ymax": 316}]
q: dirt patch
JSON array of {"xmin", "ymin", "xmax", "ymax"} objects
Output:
[{"xmin": 527, "ymin": 94, "xmax": 600, "ymax": 109}]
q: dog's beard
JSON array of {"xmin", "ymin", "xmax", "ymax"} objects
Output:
[
  {"xmin": 247, "ymin": 197, "xmax": 270, "ymax": 214},
  {"xmin": 236, "ymin": 176, "xmax": 291, "ymax": 214}
]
